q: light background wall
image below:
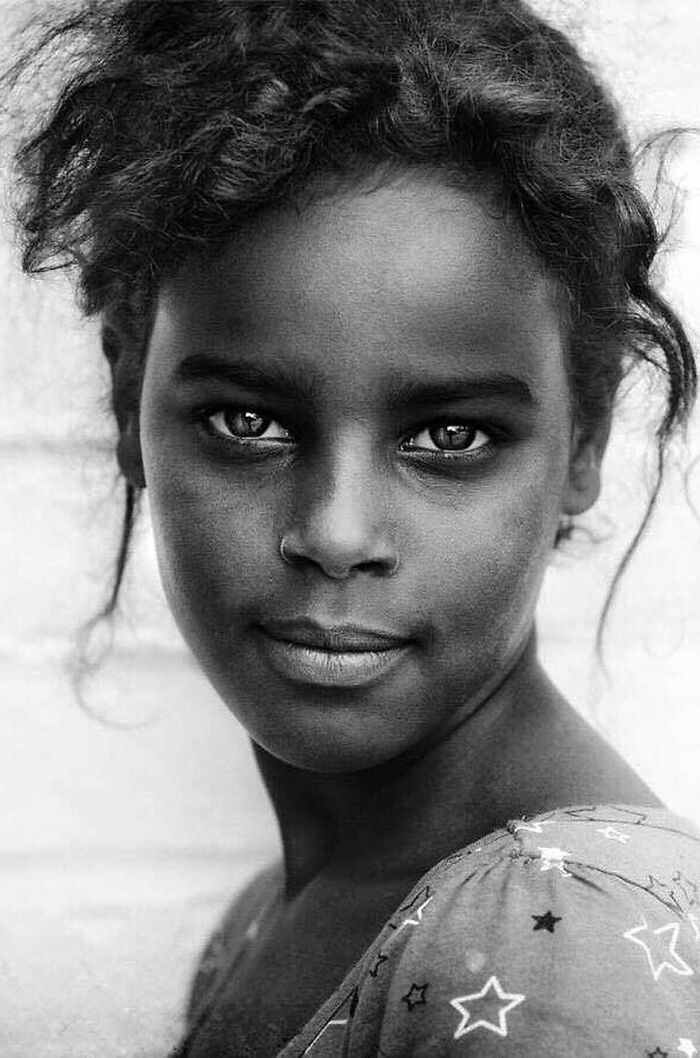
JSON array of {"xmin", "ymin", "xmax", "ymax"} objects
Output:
[{"xmin": 1, "ymin": 1, "xmax": 700, "ymax": 1055}]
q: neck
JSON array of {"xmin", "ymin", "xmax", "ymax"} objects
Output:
[{"xmin": 254, "ymin": 630, "xmax": 578, "ymax": 897}]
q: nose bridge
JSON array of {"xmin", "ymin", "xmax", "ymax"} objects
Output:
[
  {"xmin": 285, "ymin": 423, "xmax": 397, "ymax": 577},
  {"xmin": 308, "ymin": 424, "xmax": 380, "ymax": 535}
]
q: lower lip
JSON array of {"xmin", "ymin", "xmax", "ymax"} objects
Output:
[{"xmin": 258, "ymin": 633, "xmax": 411, "ymax": 689}]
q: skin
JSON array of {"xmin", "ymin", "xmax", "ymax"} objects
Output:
[
  {"xmin": 139, "ymin": 174, "xmax": 590, "ymax": 771},
  {"xmin": 114, "ymin": 172, "xmax": 659, "ymax": 1052}
]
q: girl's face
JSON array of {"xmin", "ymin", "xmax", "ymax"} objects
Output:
[{"xmin": 138, "ymin": 174, "xmax": 593, "ymax": 772}]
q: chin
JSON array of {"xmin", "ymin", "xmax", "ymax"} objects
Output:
[{"xmin": 243, "ymin": 699, "xmax": 433, "ymax": 774}]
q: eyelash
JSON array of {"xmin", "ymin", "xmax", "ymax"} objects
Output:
[{"xmin": 195, "ymin": 406, "xmax": 501, "ymax": 463}]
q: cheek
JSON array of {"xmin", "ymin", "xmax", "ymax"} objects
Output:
[
  {"xmin": 419, "ymin": 466, "xmax": 563, "ymax": 640},
  {"xmin": 145, "ymin": 459, "xmax": 275, "ymax": 630}
]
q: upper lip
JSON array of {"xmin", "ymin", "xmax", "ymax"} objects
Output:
[{"xmin": 260, "ymin": 617, "xmax": 411, "ymax": 652}]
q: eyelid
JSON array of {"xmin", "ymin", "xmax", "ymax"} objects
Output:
[
  {"xmin": 198, "ymin": 405, "xmax": 293, "ymax": 443},
  {"xmin": 400, "ymin": 429, "xmax": 495, "ymax": 467},
  {"xmin": 195, "ymin": 403, "xmax": 505, "ymax": 457},
  {"xmin": 406, "ymin": 421, "xmax": 489, "ymax": 444}
]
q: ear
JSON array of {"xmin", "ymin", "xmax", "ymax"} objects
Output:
[
  {"xmin": 102, "ymin": 318, "xmax": 146, "ymax": 490},
  {"xmin": 562, "ymin": 417, "xmax": 610, "ymax": 517}
]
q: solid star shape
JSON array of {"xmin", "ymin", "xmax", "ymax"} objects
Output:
[
  {"xmin": 450, "ymin": 975, "xmax": 525, "ymax": 1038},
  {"xmin": 596, "ymin": 825, "xmax": 630, "ymax": 843},
  {"xmin": 532, "ymin": 910, "xmax": 561, "ymax": 933},
  {"xmin": 513, "ymin": 819, "xmax": 551, "ymax": 834},
  {"xmin": 538, "ymin": 846, "xmax": 572, "ymax": 877},
  {"xmin": 401, "ymin": 982, "xmax": 429, "ymax": 1011},
  {"xmin": 623, "ymin": 917, "xmax": 694, "ymax": 981},
  {"xmin": 678, "ymin": 1038, "xmax": 698, "ymax": 1057},
  {"xmin": 398, "ymin": 895, "xmax": 434, "ymax": 931}
]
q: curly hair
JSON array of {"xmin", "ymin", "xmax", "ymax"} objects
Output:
[{"xmin": 8, "ymin": 0, "xmax": 697, "ymax": 659}]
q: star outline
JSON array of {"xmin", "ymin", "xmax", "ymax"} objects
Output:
[
  {"xmin": 450, "ymin": 974, "xmax": 525, "ymax": 1039},
  {"xmin": 623, "ymin": 916, "xmax": 694, "ymax": 982}
]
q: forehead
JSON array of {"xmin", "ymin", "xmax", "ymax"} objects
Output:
[{"xmin": 152, "ymin": 175, "xmax": 566, "ymax": 396}]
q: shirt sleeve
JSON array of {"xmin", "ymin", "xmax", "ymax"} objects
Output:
[{"xmin": 345, "ymin": 809, "xmax": 700, "ymax": 1056}]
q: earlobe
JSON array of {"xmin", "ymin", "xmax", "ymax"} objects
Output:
[{"xmin": 563, "ymin": 442, "xmax": 600, "ymax": 515}]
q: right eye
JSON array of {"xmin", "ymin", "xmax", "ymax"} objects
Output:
[{"xmin": 204, "ymin": 408, "xmax": 293, "ymax": 443}]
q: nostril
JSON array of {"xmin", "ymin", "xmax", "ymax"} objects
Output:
[
  {"xmin": 278, "ymin": 534, "xmax": 399, "ymax": 578},
  {"xmin": 358, "ymin": 556, "xmax": 400, "ymax": 577}
]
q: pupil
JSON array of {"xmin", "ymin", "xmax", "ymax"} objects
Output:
[
  {"xmin": 431, "ymin": 424, "xmax": 475, "ymax": 450},
  {"xmin": 229, "ymin": 410, "xmax": 267, "ymax": 437}
]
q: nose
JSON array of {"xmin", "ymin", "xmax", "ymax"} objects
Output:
[{"xmin": 280, "ymin": 441, "xmax": 399, "ymax": 580}]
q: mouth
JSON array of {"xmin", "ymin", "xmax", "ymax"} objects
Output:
[{"xmin": 256, "ymin": 618, "xmax": 413, "ymax": 689}]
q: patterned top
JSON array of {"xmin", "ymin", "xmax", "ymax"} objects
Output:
[{"xmin": 175, "ymin": 804, "xmax": 700, "ymax": 1056}]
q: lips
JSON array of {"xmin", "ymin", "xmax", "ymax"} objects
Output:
[
  {"xmin": 256, "ymin": 617, "xmax": 413, "ymax": 689},
  {"xmin": 260, "ymin": 617, "xmax": 410, "ymax": 653}
]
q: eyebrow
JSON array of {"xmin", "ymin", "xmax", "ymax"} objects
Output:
[{"xmin": 172, "ymin": 354, "xmax": 536, "ymax": 408}]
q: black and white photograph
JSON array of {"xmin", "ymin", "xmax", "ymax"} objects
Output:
[{"xmin": 1, "ymin": 1, "xmax": 700, "ymax": 1055}]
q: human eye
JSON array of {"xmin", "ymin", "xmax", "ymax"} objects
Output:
[
  {"xmin": 400, "ymin": 420, "xmax": 494, "ymax": 460},
  {"xmin": 200, "ymin": 406, "xmax": 293, "ymax": 445}
]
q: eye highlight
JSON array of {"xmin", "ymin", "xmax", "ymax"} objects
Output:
[
  {"xmin": 204, "ymin": 408, "xmax": 292, "ymax": 443},
  {"xmin": 400, "ymin": 422, "xmax": 493, "ymax": 458},
  {"xmin": 197, "ymin": 405, "xmax": 498, "ymax": 464}
]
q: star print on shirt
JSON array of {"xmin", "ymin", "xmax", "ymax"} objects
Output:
[
  {"xmin": 368, "ymin": 952, "xmax": 389, "ymax": 978},
  {"xmin": 396, "ymin": 894, "xmax": 434, "ymax": 932},
  {"xmin": 513, "ymin": 819, "xmax": 552, "ymax": 834},
  {"xmin": 562, "ymin": 805, "xmax": 599, "ymax": 821},
  {"xmin": 401, "ymin": 983, "xmax": 429, "ymax": 1011},
  {"xmin": 678, "ymin": 1038, "xmax": 698, "ymax": 1057},
  {"xmin": 450, "ymin": 975, "xmax": 525, "ymax": 1038},
  {"xmin": 565, "ymin": 805, "xmax": 650, "ymax": 826},
  {"xmin": 538, "ymin": 847, "xmax": 572, "ymax": 877},
  {"xmin": 303, "ymin": 989, "xmax": 359, "ymax": 1055},
  {"xmin": 672, "ymin": 871, "xmax": 699, "ymax": 913},
  {"xmin": 645, "ymin": 875, "xmax": 686, "ymax": 916},
  {"xmin": 392, "ymin": 886, "xmax": 432, "ymax": 922},
  {"xmin": 596, "ymin": 825, "xmax": 630, "ymax": 844},
  {"xmin": 605, "ymin": 805, "xmax": 650, "ymax": 826},
  {"xmin": 532, "ymin": 910, "xmax": 561, "ymax": 933},
  {"xmin": 623, "ymin": 917, "xmax": 694, "ymax": 981}
]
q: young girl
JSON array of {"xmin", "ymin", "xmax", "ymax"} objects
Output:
[{"xmin": 10, "ymin": 0, "xmax": 700, "ymax": 1053}]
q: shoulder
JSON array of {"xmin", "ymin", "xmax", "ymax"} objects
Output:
[
  {"xmin": 185, "ymin": 860, "xmax": 283, "ymax": 1026},
  {"xmin": 347, "ymin": 805, "xmax": 700, "ymax": 1055}
]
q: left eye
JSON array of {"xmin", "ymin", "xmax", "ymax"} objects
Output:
[
  {"xmin": 402, "ymin": 423, "xmax": 491, "ymax": 454},
  {"xmin": 206, "ymin": 409, "xmax": 292, "ymax": 442}
]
